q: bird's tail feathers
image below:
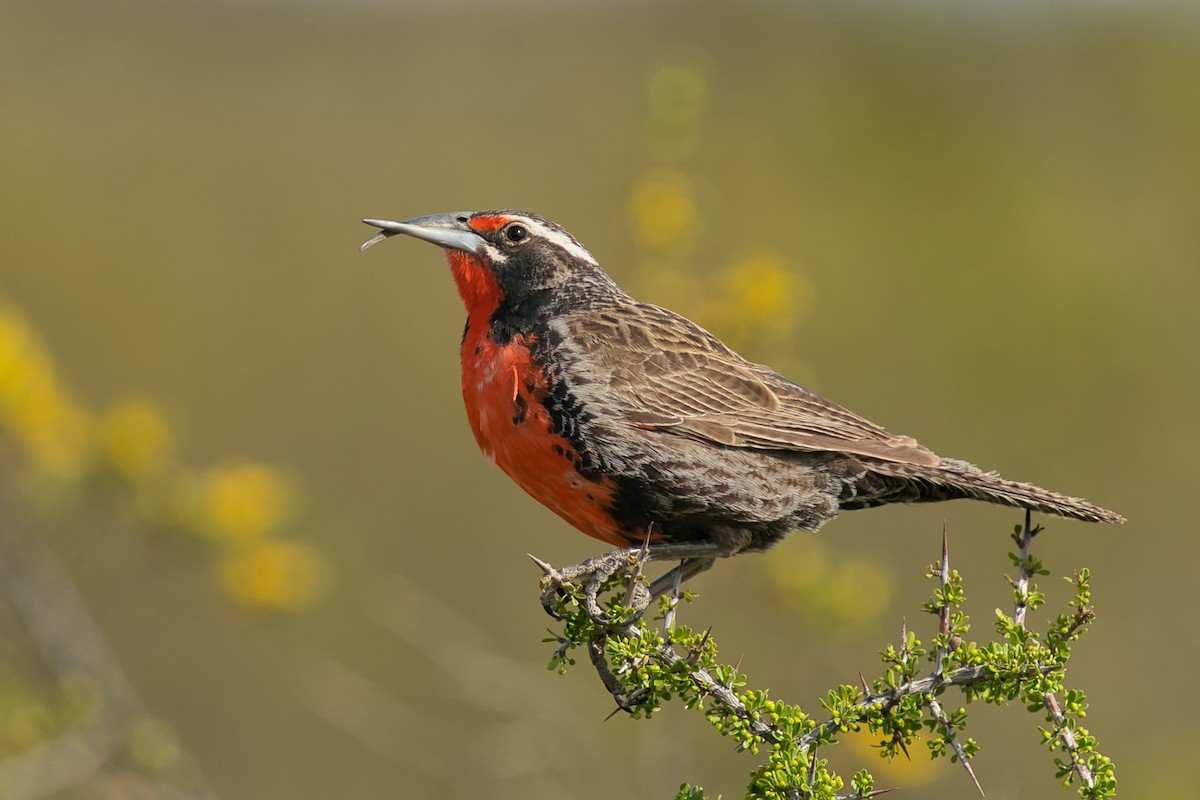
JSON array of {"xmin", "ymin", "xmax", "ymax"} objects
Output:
[{"xmin": 854, "ymin": 457, "xmax": 1125, "ymax": 524}]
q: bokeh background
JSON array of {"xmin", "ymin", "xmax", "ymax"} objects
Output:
[{"xmin": 2, "ymin": 1, "xmax": 1197, "ymax": 798}]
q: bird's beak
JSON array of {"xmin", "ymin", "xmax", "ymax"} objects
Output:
[{"xmin": 359, "ymin": 213, "xmax": 486, "ymax": 255}]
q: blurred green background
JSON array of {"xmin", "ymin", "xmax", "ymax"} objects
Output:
[{"xmin": 2, "ymin": 1, "xmax": 1197, "ymax": 798}]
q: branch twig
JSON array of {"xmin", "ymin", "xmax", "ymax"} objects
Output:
[{"xmin": 1011, "ymin": 511, "xmax": 1095, "ymax": 794}]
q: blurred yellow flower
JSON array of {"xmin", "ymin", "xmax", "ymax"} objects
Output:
[
  {"xmin": 763, "ymin": 535, "xmax": 830, "ymax": 597},
  {"xmin": 764, "ymin": 537, "xmax": 891, "ymax": 630},
  {"xmin": 824, "ymin": 559, "xmax": 891, "ymax": 627},
  {"xmin": 102, "ymin": 400, "xmax": 173, "ymax": 479},
  {"xmin": 727, "ymin": 253, "xmax": 803, "ymax": 325},
  {"xmin": 680, "ymin": 253, "xmax": 812, "ymax": 354},
  {"xmin": 220, "ymin": 539, "xmax": 323, "ymax": 611},
  {"xmin": 0, "ymin": 305, "xmax": 32, "ymax": 378},
  {"xmin": 844, "ymin": 725, "xmax": 941, "ymax": 786},
  {"xmin": 0, "ymin": 300, "xmax": 332, "ymax": 613},
  {"xmin": 629, "ymin": 171, "xmax": 699, "ymax": 253},
  {"xmin": 0, "ymin": 698, "xmax": 55, "ymax": 750},
  {"xmin": 0, "ymin": 305, "xmax": 94, "ymax": 479},
  {"xmin": 203, "ymin": 464, "xmax": 289, "ymax": 543}
]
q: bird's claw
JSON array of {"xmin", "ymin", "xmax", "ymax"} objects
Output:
[{"xmin": 533, "ymin": 547, "xmax": 652, "ymax": 625}]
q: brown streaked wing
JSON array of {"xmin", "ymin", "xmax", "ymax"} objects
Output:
[{"xmin": 571, "ymin": 302, "xmax": 941, "ymax": 468}]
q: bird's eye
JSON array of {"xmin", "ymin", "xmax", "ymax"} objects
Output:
[{"xmin": 503, "ymin": 224, "xmax": 529, "ymax": 244}]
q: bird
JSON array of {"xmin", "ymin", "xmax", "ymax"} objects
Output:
[{"xmin": 360, "ymin": 210, "xmax": 1123, "ymax": 592}]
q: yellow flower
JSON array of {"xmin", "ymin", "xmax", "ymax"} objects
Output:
[
  {"xmin": 202, "ymin": 464, "xmax": 289, "ymax": 543},
  {"xmin": 102, "ymin": 400, "xmax": 173, "ymax": 479},
  {"xmin": 844, "ymin": 725, "xmax": 941, "ymax": 786},
  {"xmin": 0, "ymin": 307, "xmax": 55, "ymax": 425},
  {"xmin": 0, "ymin": 305, "xmax": 94, "ymax": 479},
  {"xmin": 764, "ymin": 538, "xmax": 891, "ymax": 630},
  {"xmin": 0, "ymin": 305, "xmax": 32, "ymax": 388},
  {"xmin": 1, "ymin": 699, "xmax": 54, "ymax": 750},
  {"xmin": 220, "ymin": 539, "xmax": 323, "ymax": 611},
  {"xmin": 727, "ymin": 254, "xmax": 796, "ymax": 321},
  {"xmin": 764, "ymin": 535, "xmax": 830, "ymax": 598},
  {"xmin": 824, "ymin": 559, "xmax": 891, "ymax": 627},
  {"xmin": 629, "ymin": 171, "xmax": 699, "ymax": 253}
]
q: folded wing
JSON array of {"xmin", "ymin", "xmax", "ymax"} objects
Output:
[{"xmin": 570, "ymin": 303, "xmax": 941, "ymax": 468}]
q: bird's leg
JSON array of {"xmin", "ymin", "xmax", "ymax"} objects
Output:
[
  {"xmin": 647, "ymin": 556, "xmax": 717, "ymax": 601},
  {"xmin": 643, "ymin": 530, "xmax": 749, "ymax": 611},
  {"xmin": 661, "ymin": 563, "xmax": 683, "ymax": 632}
]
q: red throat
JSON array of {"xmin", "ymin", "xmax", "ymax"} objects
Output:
[{"xmin": 445, "ymin": 250, "xmax": 504, "ymax": 326}]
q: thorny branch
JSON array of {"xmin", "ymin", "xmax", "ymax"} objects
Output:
[
  {"xmin": 1012, "ymin": 509, "xmax": 1042, "ymax": 628},
  {"xmin": 1013, "ymin": 510, "xmax": 1095, "ymax": 793},
  {"xmin": 537, "ymin": 517, "xmax": 1112, "ymax": 799},
  {"xmin": 540, "ymin": 549, "xmax": 996, "ymax": 747},
  {"xmin": 923, "ymin": 532, "xmax": 982, "ymax": 796}
]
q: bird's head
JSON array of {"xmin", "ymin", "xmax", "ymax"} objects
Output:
[{"xmin": 361, "ymin": 211, "xmax": 622, "ymax": 323}]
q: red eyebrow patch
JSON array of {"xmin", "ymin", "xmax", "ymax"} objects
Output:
[{"xmin": 467, "ymin": 215, "xmax": 512, "ymax": 234}]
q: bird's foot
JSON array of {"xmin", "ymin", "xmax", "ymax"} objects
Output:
[
  {"xmin": 533, "ymin": 547, "xmax": 649, "ymax": 624},
  {"xmin": 532, "ymin": 541, "xmax": 725, "ymax": 625}
]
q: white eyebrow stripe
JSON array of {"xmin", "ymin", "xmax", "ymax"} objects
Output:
[{"xmin": 522, "ymin": 218, "xmax": 599, "ymax": 266}]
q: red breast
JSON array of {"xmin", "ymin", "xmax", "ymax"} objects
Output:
[
  {"xmin": 459, "ymin": 321, "xmax": 629, "ymax": 546},
  {"xmin": 442, "ymin": 236, "xmax": 631, "ymax": 547}
]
